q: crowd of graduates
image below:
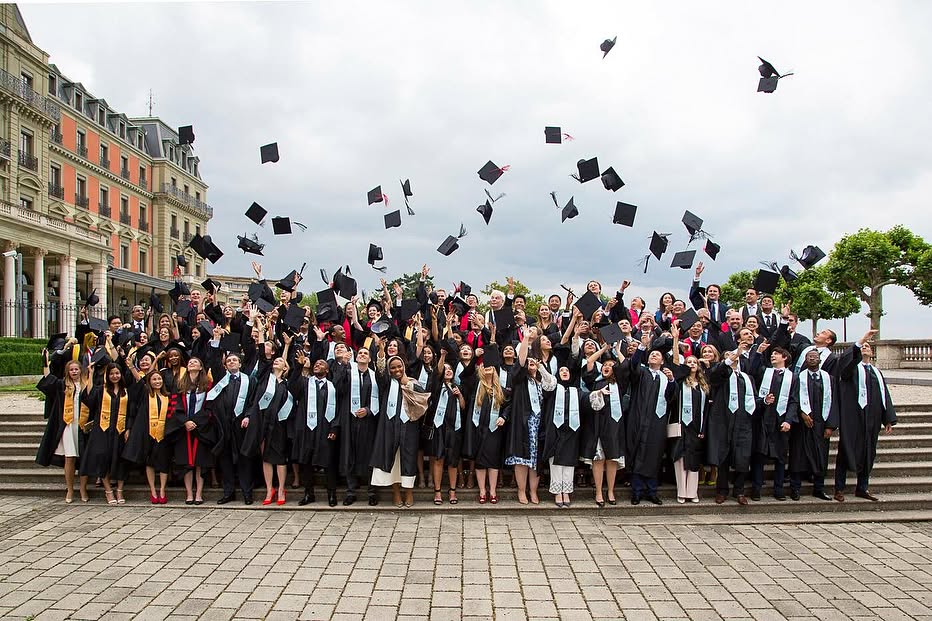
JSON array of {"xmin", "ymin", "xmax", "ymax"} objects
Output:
[{"xmin": 35, "ymin": 261, "xmax": 897, "ymax": 509}]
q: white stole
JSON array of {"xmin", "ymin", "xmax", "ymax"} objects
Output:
[
  {"xmin": 607, "ymin": 382, "xmax": 623, "ymax": 422},
  {"xmin": 728, "ymin": 370, "xmax": 756, "ymax": 414},
  {"xmin": 758, "ymin": 368, "xmax": 793, "ymax": 415},
  {"xmin": 206, "ymin": 372, "xmax": 250, "ymax": 417},
  {"xmin": 799, "ymin": 370, "xmax": 832, "ymax": 420},
  {"xmin": 307, "ymin": 378, "xmax": 336, "ymax": 430},
  {"xmin": 649, "ymin": 369, "xmax": 668, "ymax": 418},
  {"xmin": 385, "ymin": 379, "xmax": 407, "ymax": 422},
  {"xmin": 350, "ymin": 367, "xmax": 379, "ymax": 415},
  {"xmin": 473, "ymin": 393, "xmax": 501, "ymax": 432},
  {"xmin": 858, "ymin": 363, "xmax": 888, "ymax": 411},
  {"xmin": 553, "ymin": 386, "xmax": 580, "ymax": 431}
]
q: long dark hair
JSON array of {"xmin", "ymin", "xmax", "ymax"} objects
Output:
[{"xmin": 103, "ymin": 362, "xmax": 126, "ymax": 396}]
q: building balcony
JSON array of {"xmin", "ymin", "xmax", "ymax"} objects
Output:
[
  {"xmin": 121, "ymin": 168, "xmax": 130, "ymax": 180},
  {"xmin": 77, "ymin": 144, "xmax": 88, "ymax": 159},
  {"xmin": 120, "ymin": 212, "xmax": 131, "ymax": 225},
  {"xmin": 99, "ymin": 205, "xmax": 111, "ymax": 218},
  {"xmin": 75, "ymin": 195, "xmax": 89, "ymax": 209},
  {"xmin": 138, "ymin": 177, "xmax": 147, "ymax": 191},
  {"xmin": 183, "ymin": 232, "xmax": 194, "ymax": 244},
  {"xmin": 170, "ymin": 227, "xmax": 180, "ymax": 239},
  {"xmin": 99, "ymin": 156, "xmax": 110, "ymax": 170},
  {"xmin": 50, "ymin": 130, "xmax": 63, "ymax": 145},
  {"xmin": 48, "ymin": 182, "xmax": 64, "ymax": 199},
  {"xmin": 0, "ymin": 139, "xmax": 10, "ymax": 159},
  {"xmin": 18, "ymin": 152, "xmax": 37, "ymax": 171},
  {"xmin": 156, "ymin": 182, "xmax": 213, "ymax": 220},
  {"xmin": 0, "ymin": 68, "xmax": 61, "ymax": 122},
  {"xmin": 0, "ymin": 200, "xmax": 108, "ymax": 247},
  {"xmin": 139, "ymin": 219, "xmax": 148, "ymax": 232}
]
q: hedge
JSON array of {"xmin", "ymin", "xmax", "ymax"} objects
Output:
[
  {"xmin": 0, "ymin": 343, "xmax": 45, "ymax": 354},
  {"xmin": 0, "ymin": 352, "xmax": 43, "ymax": 376}
]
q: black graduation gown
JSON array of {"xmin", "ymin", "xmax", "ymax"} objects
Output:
[
  {"xmin": 464, "ymin": 391, "xmax": 510, "ymax": 470},
  {"xmin": 504, "ymin": 368, "xmax": 553, "ymax": 466},
  {"xmin": 289, "ymin": 374, "xmax": 340, "ymax": 468},
  {"xmin": 625, "ymin": 361, "xmax": 677, "ymax": 479},
  {"xmin": 580, "ymin": 362, "xmax": 630, "ymax": 462},
  {"xmin": 35, "ymin": 375, "xmax": 85, "ymax": 468},
  {"xmin": 173, "ymin": 389, "xmax": 217, "ymax": 469},
  {"xmin": 334, "ymin": 363, "xmax": 379, "ymax": 478},
  {"xmin": 122, "ymin": 391, "xmax": 180, "ymax": 472},
  {"xmin": 204, "ymin": 372, "xmax": 259, "ymax": 464},
  {"xmin": 834, "ymin": 344, "xmax": 897, "ymax": 474},
  {"xmin": 79, "ymin": 385, "xmax": 129, "ymax": 479},
  {"xmin": 668, "ymin": 374, "xmax": 707, "ymax": 472},
  {"xmin": 704, "ymin": 362, "xmax": 756, "ymax": 472},
  {"xmin": 249, "ymin": 371, "xmax": 293, "ymax": 465},
  {"xmin": 542, "ymin": 384, "xmax": 582, "ymax": 467},
  {"xmin": 369, "ymin": 375, "xmax": 425, "ymax": 477},
  {"xmin": 786, "ymin": 371, "xmax": 839, "ymax": 474},
  {"xmin": 751, "ymin": 368, "xmax": 793, "ymax": 460},
  {"xmin": 424, "ymin": 382, "xmax": 465, "ymax": 463}
]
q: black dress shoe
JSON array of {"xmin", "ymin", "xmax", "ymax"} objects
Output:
[
  {"xmin": 790, "ymin": 490, "xmax": 800, "ymax": 501},
  {"xmin": 774, "ymin": 494, "xmax": 786, "ymax": 501},
  {"xmin": 855, "ymin": 490, "xmax": 879, "ymax": 502},
  {"xmin": 343, "ymin": 494, "xmax": 356, "ymax": 506},
  {"xmin": 750, "ymin": 490, "xmax": 761, "ymax": 501},
  {"xmin": 647, "ymin": 495, "xmax": 663, "ymax": 506},
  {"xmin": 630, "ymin": 496, "xmax": 640, "ymax": 506},
  {"xmin": 813, "ymin": 491, "xmax": 831, "ymax": 501},
  {"xmin": 299, "ymin": 492, "xmax": 314, "ymax": 506},
  {"xmin": 243, "ymin": 495, "xmax": 253, "ymax": 505},
  {"xmin": 217, "ymin": 495, "xmax": 234, "ymax": 505},
  {"xmin": 328, "ymin": 491, "xmax": 338, "ymax": 507},
  {"xmin": 368, "ymin": 495, "xmax": 378, "ymax": 506}
]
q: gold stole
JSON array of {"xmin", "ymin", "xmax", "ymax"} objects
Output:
[
  {"xmin": 62, "ymin": 383, "xmax": 90, "ymax": 428},
  {"xmin": 364, "ymin": 336, "xmax": 373, "ymax": 350},
  {"xmin": 148, "ymin": 393, "xmax": 169, "ymax": 442},
  {"xmin": 404, "ymin": 326, "xmax": 414, "ymax": 342},
  {"xmin": 100, "ymin": 389, "xmax": 129, "ymax": 433}
]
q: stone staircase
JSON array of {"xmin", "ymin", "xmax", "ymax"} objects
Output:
[{"xmin": 1, "ymin": 404, "xmax": 930, "ymax": 515}]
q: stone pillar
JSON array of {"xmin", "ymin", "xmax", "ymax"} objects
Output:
[
  {"xmin": 2, "ymin": 244, "xmax": 15, "ymax": 337},
  {"xmin": 91, "ymin": 262, "xmax": 107, "ymax": 322},
  {"xmin": 32, "ymin": 250, "xmax": 46, "ymax": 340},
  {"xmin": 60, "ymin": 255, "xmax": 77, "ymax": 337}
]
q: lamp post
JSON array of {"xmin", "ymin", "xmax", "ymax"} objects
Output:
[{"xmin": 2, "ymin": 250, "xmax": 23, "ymax": 337}]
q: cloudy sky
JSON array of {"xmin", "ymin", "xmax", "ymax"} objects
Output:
[{"xmin": 21, "ymin": 1, "xmax": 932, "ymax": 339}]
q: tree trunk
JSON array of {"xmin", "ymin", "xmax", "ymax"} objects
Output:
[
  {"xmin": 810, "ymin": 317, "xmax": 819, "ymax": 340},
  {"xmin": 868, "ymin": 286, "xmax": 884, "ymax": 338}
]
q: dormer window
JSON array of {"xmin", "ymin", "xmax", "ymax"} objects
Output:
[{"xmin": 74, "ymin": 91, "xmax": 83, "ymax": 112}]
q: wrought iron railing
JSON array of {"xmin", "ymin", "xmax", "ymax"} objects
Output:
[
  {"xmin": 157, "ymin": 182, "xmax": 213, "ymax": 219},
  {"xmin": 0, "ymin": 140, "xmax": 9, "ymax": 158},
  {"xmin": 99, "ymin": 205, "xmax": 111, "ymax": 218},
  {"xmin": 48, "ymin": 182, "xmax": 64, "ymax": 199},
  {"xmin": 0, "ymin": 68, "xmax": 62, "ymax": 121},
  {"xmin": 120, "ymin": 212, "xmax": 131, "ymax": 225},
  {"xmin": 99, "ymin": 156, "xmax": 110, "ymax": 170},
  {"xmin": 170, "ymin": 227, "xmax": 180, "ymax": 239},
  {"xmin": 77, "ymin": 144, "xmax": 88, "ymax": 158},
  {"xmin": 121, "ymin": 168, "xmax": 130, "ymax": 180},
  {"xmin": 75, "ymin": 195, "xmax": 89, "ymax": 209},
  {"xmin": 50, "ymin": 130, "xmax": 63, "ymax": 144},
  {"xmin": 138, "ymin": 176, "xmax": 147, "ymax": 191},
  {"xmin": 18, "ymin": 152, "xmax": 37, "ymax": 171},
  {"xmin": 139, "ymin": 220, "xmax": 148, "ymax": 232}
]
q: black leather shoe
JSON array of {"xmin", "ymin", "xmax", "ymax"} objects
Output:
[
  {"xmin": 299, "ymin": 492, "xmax": 314, "ymax": 506},
  {"xmin": 328, "ymin": 491, "xmax": 338, "ymax": 507},
  {"xmin": 243, "ymin": 495, "xmax": 253, "ymax": 505},
  {"xmin": 790, "ymin": 490, "xmax": 800, "ymax": 501},
  {"xmin": 773, "ymin": 494, "xmax": 786, "ymax": 501},
  {"xmin": 855, "ymin": 490, "xmax": 879, "ymax": 502},
  {"xmin": 647, "ymin": 495, "xmax": 663, "ymax": 506},
  {"xmin": 750, "ymin": 490, "xmax": 761, "ymax": 501},
  {"xmin": 368, "ymin": 495, "xmax": 378, "ymax": 506},
  {"xmin": 343, "ymin": 494, "xmax": 356, "ymax": 506},
  {"xmin": 630, "ymin": 496, "xmax": 640, "ymax": 506},
  {"xmin": 813, "ymin": 491, "xmax": 832, "ymax": 501},
  {"xmin": 217, "ymin": 495, "xmax": 234, "ymax": 505}
]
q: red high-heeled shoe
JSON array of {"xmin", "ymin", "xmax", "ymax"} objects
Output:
[
  {"xmin": 150, "ymin": 495, "xmax": 159, "ymax": 505},
  {"xmin": 277, "ymin": 490, "xmax": 286, "ymax": 506},
  {"xmin": 262, "ymin": 491, "xmax": 277, "ymax": 506}
]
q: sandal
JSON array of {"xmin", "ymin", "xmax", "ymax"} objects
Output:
[
  {"xmin": 116, "ymin": 491, "xmax": 125, "ymax": 504},
  {"xmin": 490, "ymin": 495, "xmax": 498, "ymax": 504},
  {"xmin": 478, "ymin": 494, "xmax": 487, "ymax": 504},
  {"xmin": 105, "ymin": 490, "xmax": 117, "ymax": 505},
  {"xmin": 433, "ymin": 489, "xmax": 443, "ymax": 506},
  {"xmin": 449, "ymin": 488, "xmax": 458, "ymax": 505}
]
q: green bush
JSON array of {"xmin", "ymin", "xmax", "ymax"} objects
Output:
[
  {"xmin": 0, "ymin": 352, "xmax": 43, "ymax": 376},
  {"xmin": 0, "ymin": 343, "xmax": 45, "ymax": 354}
]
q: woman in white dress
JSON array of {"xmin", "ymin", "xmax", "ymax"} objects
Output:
[{"xmin": 36, "ymin": 356, "xmax": 90, "ymax": 503}]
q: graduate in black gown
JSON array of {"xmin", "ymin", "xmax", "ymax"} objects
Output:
[
  {"xmin": 465, "ymin": 362, "xmax": 509, "ymax": 504},
  {"xmin": 542, "ymin": 366, "xmax": 583, "ymax": 508},
  {"xmin": 174, "ymin": 357, "xmax": 215, "ymax": 505},
  {"xmin": 252, "ymin": 355, "xmax": 294, "ymax": 506},
  {"xmin": 669, "ymin": 325, "xmax": 709, "ymax": 504},
  {"xmin": 750, "ymin": 346, "xmax": 794, "ymax": 501},
  {"xmin": 36, "ymin": 357, "xmax": 89, "ymax": 503},
  {"xmin": 290, "ymin": 352, "xmax": 341, "ymax": 507},
  {"xmin": 123, "ymin": 371, "xmax": 177, "ymax": 504},
  {"xmin": 425, "ymin": 359, "xmax": 466, "ymax": 505},
  {"xmin": 79, "ymin": 363, "xmax": 129, "ymax": 505},
  {"xmin": 584, "ymin": 344, "xmax": 630, "ymax": 507},
  {"xmin": 334, "ymin": 346, "xmax": 380, "ymax": 505},
  {"xmin": 833, "ymin": 331, "xmax": 896, "ymax": 502},
  {"xmin": 786, "ymin": 348, "xmax": 838, "ymax": 501}
]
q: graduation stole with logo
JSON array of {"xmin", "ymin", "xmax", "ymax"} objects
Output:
[
  {"xmin": 148, "ymin": 393, "xmax": 169, "ymax": 442},
  {"xmin": 100, "ymin": 388, "xmax": 129, "ymax": 433},
  {"xmin": 62, "ymin": 382, "xmax": 90, "ymax": 428}
]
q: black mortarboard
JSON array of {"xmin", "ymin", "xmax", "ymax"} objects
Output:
[
  {"xmin": 118, "ymin": 328, "xmax": 138, "ymax": 348},
  {"xmin": 650, "ymin": 232, "xmax": 668, "ymax": 261},
  {"xmin": 201, "ymin": 278, "xmax": 220, "ymax": 294},
  {"xmin": 90, "ymin": 347, "xmax": 111, "ymax": 366},
  {"xmin": 600, "ymin": 36, "xmax": 617, "ymax": 58},
  {"xmin": 573, "ymin": 157, "xmax": 600, "ymax": 183},
  {"xmin": 277, "ymin": 270, "xmax": 299, "ymax": 292},
  {"xmin": 437, "ymin": 236, "xmax": 460, "ymax": 256},
  {"xmin": 175, "ymin": 299, "xmax": 193, "ymax": 319},
  {"xmin": 248, "ymin": 282, "xmax": 276, "ymax": 305},
  {"xmin": 333, "ymin": 270, "xmax": 357, "ymax": 299},
  {"xmin": 237, "ymin": 234, "xmax": 264, "ymax": 256},
  {"xmin": 758, "ymin": 77, "xmax": 779, "ymax": 93},
  {"xmin": 367, "ymin": 186, "xmax": 384, "ymax": 205},
  {"xmin": 368, "ymin": 243, "xmax": 383, "ymax": 266},
  {"xmin": 601, "ymin": 167, "xmax": 624, "ymax": 192},
  {"xmin": 689, "ymin": 287, "xmax": 706, "ymax": 311},
  {"xmin": 189, "ymin": 234, "xmax": 223, "ymax": 263},
  {"xmin": 561, "ymin": 197, "xmax": 578, "ymax": 223},
  {"xmin": 220, "ymin": 332, "xmax": 241, "ymax": 353},
  {"xmin": 477, "ymin": 200, "xmax": 493, "ymax": 225},
  {"xmin": 400, "ymin": 179, "xmax": 412, "ymax": 198},
  {"xmin": 371, "ymin": 318, "xmax": 392, "ymax": 335},
  {"xmin": 613, "ymin": 202, "xmax": 637, "ymax": 227},
  {"xmin": 678, "ymin": 308, "xmax": 700, "ymax": 332},
  {"xmin": 283, "ymin": 304, "xmax": 306, "ymax": 331},
  {"xmin": 86, "ymin": 289, "xmax": 99, "ymax": 307},
  {"xmin": 398, "ymin": 299, "xmax": 420, "ymax": 323},
  {"xmin": 255, "ymin": 298, "xmax": 275, "ymax": 314},
  {"xmin": 176, "ymin": 254, "xmax": 188, "ymax": 268},
  {"xmin": 46, "ymin": 332, "xmax": 67, "ymax": 351},
  {"xmin": 245, "ymin": 202, "xmax": 267, "ymax": 225},
  {"xmin": 670, "ymin": 250, "xmax": 696, "ymax": 269},
  {"xmin": 315, "ymin": 288, "xmax": 339, "ymax": 322},
  {"xmin": 449, "ymin": 296, "xmax": 469, "ymax": 317},
  {"xmin": 478, "ymin": 160, "xmax": 506, "ymax": 185},
  {"xmin": 794, "ymin": 245, "xmax": 825, "ymax": 269},
  {"xmin": 178, "ymin": 125, "xmax": 195, "ymax": 145},
  {"xmin": 271, "ymin": 217, "xmax": 292, "ymax": 235},
  {"xmin": 754, "ymin": 269, "xmax": 780, "ymax": 295},
  {"xmin": 260, "ymin": 143, "xmax": 279, "ymax": 164},
  {"xmin": 682, "ymin": 211, "xmax": 703, "ymax": 237},
  {"xmin": 169, "ymin": 280, "xmax": 190, "ymax": 302},
  {"xmin": 780, "ymin": 265, "xmax": 799, "ymax": 283},
  {"xmin": 704, "ymin": 240, "xmax": 720, "ymax": 260},
  {"xmin": 758, "ymin": 56, "xmax": 778, "ymax": 78},
  {"xmin": 459, "ymin": 282, "xmax": 472, "ymax": 297},
  {"xmin": 149, "ymin": 288, "xmax": 163, "ymax": 314},
  {"xmin": 384, "ymin": 210, "xmax": 401, "ymax": 229},
  {"xmin": 492, "ymin": 308, "xmax": 515, "ymax": 330},
  {"xmin": 544, "ymin": 126, "xmax": 562, "ymax": 144},
  {"xmin": 196, "ymin": 321, "xmax": 213, "ymax": 339},
  {"xmin": 574, "ymin": 291, "xmax": 601, "ymax": 321},
  {"xmin": 599, "ymin": 322, "xmax": 624, "ymax": 346},
  {"xmin": 88, "ymin": 317, "xmax": 109, "ymax": 334},
  {"xmin": 482, "ymin": 343, "xmax": 502, "ymax": 368}
]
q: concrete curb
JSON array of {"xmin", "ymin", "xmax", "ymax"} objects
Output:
[{"xmin": 0, "ymin": 375, "xmax": 40, "ymax": 388}]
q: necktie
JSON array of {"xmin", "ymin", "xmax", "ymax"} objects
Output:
[
  {"xmin": 711, "ymin": 302, "xmax": 718, "ymax": 321},
  {"xmin": 810, "ymin": 371, "xmax": 820, "ymax": 382},
  {"xmin": 766, "ymin": 315, "xmax": 773, "ymax": 329}
]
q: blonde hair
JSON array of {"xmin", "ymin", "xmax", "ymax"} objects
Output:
[
  {"xmin": 63, "ymin": 360, "xmax": 85, "ymax": 391},
  {"xmin": 684, "ymin": 356, "xmax": 710, "ymax": 394},
  {"xmin": 476, "ymin": 366, "xmax": 505, "ymax": 409}
]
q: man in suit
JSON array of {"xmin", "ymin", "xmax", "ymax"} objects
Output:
[
  {"xmin": 689, "ymin": 262, "xmax": 730, "ymax": 324},
  {"xmin": 741, "ymin": 288, "xmax": 761, "ymax": 323},
  {"xmin": 708, "ymin": 309, "xmax": 744, "ymax": 354},
  {"xmin": 786, "ymin": 314, "xmax": 813, "ymax": 360},
  {"xmin": 758, "ymin": 295, "xmax": 781, "ymax": 339}
]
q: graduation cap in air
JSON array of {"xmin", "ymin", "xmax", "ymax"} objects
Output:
[
  {"xmin": 46, "ymin": 332, "xmax": 67, "ymax": 351},
  {"xmin": 599, "ymin": 322, "xmax": 624, "ymax": 346},
  {"xmin": 333, "ymin": 267, "xmax": 357, "ymax": 299},
  {"xmin": 175, "ymin": 298, "xmax": 193, "ymax": 319},
  {"xmin": 260, "ymin": 142, "xmax": 279, "ymax": 164},
  {"xmin": 201, "ymin": 278, "xmax": 220, "ymax": 294},
  {"xmin": 641, "ymin": 232, "xmax": 670, "ymax": 273},
  {"xmin": 572, "ymin": 157, "xmax": 600, "ymax": 183},
  {"xmin": 670, "ymin": 250, "xmax": 697, "ymax": 270},
  {"xmin": 478, "ymin": 160, "xmax": 509, "ymax": 185},
  {"xmin": 368, "ymin": 243, "xmax": 387, "ymax": 273},
  {"xmin": 484, "ymin": 188, "xmax": 505, "ymax": 203},
  {"xmin": 316, "ymin": 288, "xmax": 340, "ymax": 323},
  {"xmin": 613, "ymin": 202, "xmax": 637, "ymax": 227},
  {"xmin": 178, "ymin": 125, "xmax": 195, "ymax": 145},
  {"xmin": 791, "ymin": 245, "xmax": 825, "ymax": 270},
  {"xmin": 90, "ymin": 347, "xmax": 111, "ymax": 366},
  {"xmin": 456, "ymin": 281, "xmax": 472, "ymax": 297},
  {"xmin": 678, "ymin": 308, "xmax": 701, "ymax": 332},
  {"xmin": 245, "ymin": 202, "xmax": 267, "ymax": 226},
  {"xmin": 600, "ymin": 36, "xmax": 617, "ymax": 58},
  {"xmin": 757, "ymin": 56, "xmax": 794, "ymax": 93},
  {"xmin": 189, "ymin": 233, "xmax": 224, "ymax": 264},
  {"xmin": 384, "ymin": 210, "xmax": 402, "ymax": 229},
  {"xmin": 169, "ymin": 280, "xmax": 190, "ymax": 302},
  {"xmin": 704, "ymin": 240, "xmax": 720, "ymax": 260},
  {"xmin": 754, "ymin": 269, "xmax": 780, "ymax": 295},
  {"xmin": 282, "ymin": 304, "xmax": 307, "ymax": 332},
  {"xmin": 682, "ymin": 210, "xmax": 703, "ymax": 238},
  {"xmin": 574, "ymin": 291, "xmax": 602, "ymax": 321},
  {"xmin": 437, "ymin": 223, "xmax": 467, "ymax": 256},
  {"xmin": 176, "ymin": 254, "xmax": 188, "ymax": 268},
  {"xmin": 481, "ymin": 343, "xmax": 502, "ymax": 368},
  {"xmin": 149, "ymin": 288, "xmax": 163, "ymax": 314},
  {"xmin": 492, "ymin": 307, "xmax": 515, "ymax": 330},
  {"xmin": 601, "ymin": 167, "xmax": 624, "ymax": 192},
  {"xmin": 780, "ymin": 265, "xmax": 799, "ymax": 284},
  {"xmin": 367, "ymin": 186, "xmax": 385, "ymax": 206},
  {"xmin": 545, "ymin": 126, "xmax": 562, "ymax": 144},
  {"xmin": 477, "ymin": 200, "xmax": 493, "ymax": 225},
  {"xmin": 398, "ymin": 299, "xmax": 420, "ymax": 323},
  {"xmin": 561, "ymin": 197, "xmax": 579, "ymax": 222},
  {"xmin": 86, "ymin": 289, "xmax": 99, "ymax": 307},
  {"xmin": 237, "ymin": 234, "xmax": 264, "ymax": 256},
  {"xmin": 549, "ymin": 191, "xmax": 559, "ymax": 208},
  {"xmin": 400, "ymin": 179, "xmax": 415, "ymax": 215},
  {"xmin": 248, "ymin": 281, "xmax": 277, "ymax": 306},
  {"xmin": 271, "ymin": 217, "xmax": 306, "ymax": 235},
  {"xmin": 87, "ymin": 316, "xmax": 109, "ymax": 334},
  {"xmin": 276, "ymin": 270, "xmax": 300, "ymax": 292},
  {"xmin": 220, "ymin": 332, "xmax": 241, "ymax": 354}
]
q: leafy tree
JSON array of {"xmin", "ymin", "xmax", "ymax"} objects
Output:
[
  {"xmin": 394, "ymin": 271, "xmax": 435, "ymax": 299},
  {"xmin": 719, "ymin": 270, "xmax": 755, "ymax": 309},
  {"xmin": 825, "ymin": 226, "xmax": 932, "ymax": 337},
  {"xmin": 295, "ymin": 291, "xmax": 318, "ymax": 309},
  {"xmin": 480, "ymin": 279, "xmax": 545, "ymax": 317},
  {"xmin": 776, "ymin": 265, "xmax": 860, "ymax": 338}
]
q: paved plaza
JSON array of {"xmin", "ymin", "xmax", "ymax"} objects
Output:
[{"xmin": 0, "ymin": 497, "xmax": 930, "ymax": 620}]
